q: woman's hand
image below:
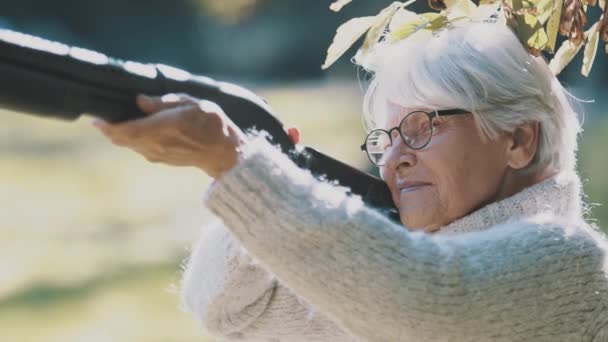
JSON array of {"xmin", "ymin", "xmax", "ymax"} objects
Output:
[
  {"xmin": 93, "ymin": 94, "xmax": 300, "ymax": 179},
  {"xmin": 89, "ymin": 95, "xmax": 226, "ymax": 178}
]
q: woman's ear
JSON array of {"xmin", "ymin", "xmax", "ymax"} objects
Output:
[{"xmin": 506, "ymin": 121, "xmax": 540, "ymax": 170}]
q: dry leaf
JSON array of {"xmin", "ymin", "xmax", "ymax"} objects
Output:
[
  {"xmin": 362, "ymin": 2, "xmax": 403, "ymax": 51},
  {"xmin": 330, "ymin": 0, "xmax": 353, "ymax": 12},
  {"xmin": 546, "ymin": 0, "xmax": 564, "ymax": 52},
  {"xmin": 582, "ymin": 22, "xmax": 600, "ymax": 76},
  {"xmin": 389, "ymin": 12, "xmax": 447, "ymax": 41},
  {"xmin": 548, "ymin": 39, "xmax": 584, "ymax": 74},
  {"xmin": 560, "ymin": 0, "xmax": 588, "ymax": 45},
  {"xmin": 322, "ymin": 16, "xmax": 376, "ymax": 69},
  {"xmin": 514, "ymin": 12, "xmax": 548, "ymax": 54},
  {"xmin": 535, "ymin": 0, "xmax": 556, "ymax": 24}
]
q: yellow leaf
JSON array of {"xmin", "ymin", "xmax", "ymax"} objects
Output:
[
  {"xmin": 322, "ymin": 16, "xmax": 376, "ymax": 69},
  {"xmin": 421, "ymin": 13, "xmax": 449, "ymax": 30},
  {"xmin": 330, "ymin": 0, "xmax": 353, "ymax": 12},
  {"xmin": 548, "ymin": 40, "xmax": 584, "ymax": 75},
  {"xmin": 534, "ymin": 0, "xmax": 556, "ymax": 24},
  {"xmin": 545, "ymin": 0, "xmax": 564, "ymax": 52},
  {"xmin": 512, "ymin": 0, "xmax": 525, "ymax": 11},
  {"xmin": 390, "ymin": 19, "xmax": 426, "ymax": 41},
  {"xmin": 389, "ymin": 13, "xmax": 447, "ymax": 42},
  {"xmin": 362, "ymin": 2, "xmax": 403, "ymax": 51},
  {"xmin": 581, "ymin": 22, "xmax": 600, "ymax": 76},
  {"xmin": 515, "ymin": 13, "xmax": 548, "ymax": 50}
]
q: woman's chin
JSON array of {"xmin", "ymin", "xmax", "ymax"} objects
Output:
[{"xmin": 398, "ymin": 197, "xmax": 442, "ymax": 231}]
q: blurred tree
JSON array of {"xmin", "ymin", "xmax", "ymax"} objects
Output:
[{"xmin": 194, "ymin": 0, "xmax": 261, "ymax": 23}]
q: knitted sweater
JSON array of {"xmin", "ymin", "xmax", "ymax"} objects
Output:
[{"xmin": 180, "ymin": 137, "xmax": 608, "ymax": 342}]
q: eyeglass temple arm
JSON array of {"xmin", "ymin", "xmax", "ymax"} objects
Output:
[{"xmin": 437, "ymin": 109, "xmax": 469, "ymax": 116}]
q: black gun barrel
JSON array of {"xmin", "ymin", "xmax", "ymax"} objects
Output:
[{"xmin": 0, "ymin": 29, "xmax": 398, "ymax": 219}]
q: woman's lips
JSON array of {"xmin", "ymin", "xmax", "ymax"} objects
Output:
[
  {"xmin": 397, "ymin": 182, "xmax": 432, "ymax": 194},
  {"xmin": 400, "ymin": 184, "xmax": 431, "ymax": 194}
]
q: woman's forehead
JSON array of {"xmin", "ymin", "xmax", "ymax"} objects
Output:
[{"xmin": 383, "ymin": 100, "xmax": 430, "ymax": 126}]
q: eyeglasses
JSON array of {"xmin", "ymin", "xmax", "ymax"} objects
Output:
[{"xmin": 361, "ymin": 109, "xmax": 470, "ymax": 166}]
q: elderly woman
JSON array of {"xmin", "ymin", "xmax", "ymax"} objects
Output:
[{"xmin": 95, "ymin": 22, "xmax": 608, "ymax": 341}]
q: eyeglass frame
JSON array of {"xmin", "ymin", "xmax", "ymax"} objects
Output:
[{"xmin": 360, "ymin": 109, "xmax": 471, "ymax": 166}]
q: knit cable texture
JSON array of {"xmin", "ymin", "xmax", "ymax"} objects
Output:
[{"xmin": 182, "ymin": 136, "xmax": 608, "ymax": 341}]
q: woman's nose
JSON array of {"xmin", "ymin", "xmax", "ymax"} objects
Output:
[{"xmin": 384, "ymin": 138, "xmax": 417, "ymax": 171}]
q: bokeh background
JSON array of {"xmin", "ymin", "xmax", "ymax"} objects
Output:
[{"xmin": 1, "ymin": 1, "xmax": 607, "ymax": 341}]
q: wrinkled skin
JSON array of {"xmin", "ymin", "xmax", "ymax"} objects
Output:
[{"xmin": 378, "ymin": 102, "xmax": 547, "ymax": 232}]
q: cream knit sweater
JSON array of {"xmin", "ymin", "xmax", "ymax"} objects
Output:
[{"xmin": 180, "ymin": 137, "xmax": 608, "ymax": 341}]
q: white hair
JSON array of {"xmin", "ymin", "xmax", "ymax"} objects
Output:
[{"xmin": 358, "ymin": 22, "xmax": 583, "ymax": 174}]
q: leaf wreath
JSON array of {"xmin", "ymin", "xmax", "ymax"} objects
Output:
[{"xmin": 323, "ymin": 0, "xmax": 608, "ymax": 77}]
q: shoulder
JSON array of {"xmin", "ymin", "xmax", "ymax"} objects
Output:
[
  {"xmin": 485, "ymin": 213, "xmax": 608, "ymax": 269},
  {"xmin": 441, "ymin": 213, "xmax": 608, "ymax": 271}
]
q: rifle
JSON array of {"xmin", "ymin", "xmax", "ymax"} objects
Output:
[{"xmin": 0, "ymin": 29, "xmax": 399, "ymax": 221}]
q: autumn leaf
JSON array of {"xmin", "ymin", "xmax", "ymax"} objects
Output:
[
  {"xmin": 582, "ymin": 22, "xmax": 600, "ymax": 76},
  {"xmin": 389, "ymin": 12, "xmax": 448, "ymax": 41},
  {"xmin": 534, "ymin": 0, "xmax": 556, "ymax": 24},
  {"xmin": 362, "ymin": 2, "xmax": 403, "ymax": 51},
  {"xmin": 322, "ymin": 16, "xmax": 376, "ymax": 69},
  {"xmin": 548, "ymin": 39, "xmax": 584, "ymax": 74},
  {"xmin": 514, "ymin": 12, "xmax": 548, "ymax": 53},
  {"xmin": 330, "ymin": 0, "xmax": 353, "ymax": 12},
  {"xmin": 545, "ymin": 0, "xmax": 564, "ymax": 52}
]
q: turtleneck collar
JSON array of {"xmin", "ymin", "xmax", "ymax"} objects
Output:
[{"xmin": 436, "ymin": 171, "xmax": 583, "ymax": 235}]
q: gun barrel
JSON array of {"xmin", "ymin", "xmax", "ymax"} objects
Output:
[
  {"xmin": 0, "ymin": 29, "xmax": 397, "ymax": 218},
  {"xmin": 0, "ymin": 29, "xmax": 293, "ymax": 150}
]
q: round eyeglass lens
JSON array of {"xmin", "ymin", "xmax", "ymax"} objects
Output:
[
  {"xmin": 400, "ymin": 111, "xmax": 432, "ymax": 149},
  {"xmin": 365, "ymin": 130, "xmax": 391, "ymax": 165}
]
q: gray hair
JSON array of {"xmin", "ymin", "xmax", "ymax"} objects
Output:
[{"xmin": 358, "ymin": 22, "xmax": 583, "ymax": 174}]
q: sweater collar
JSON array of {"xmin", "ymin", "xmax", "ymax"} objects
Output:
[{"xmin": 436, "ymin": 171, "xmax": 582, "ymax": 235}]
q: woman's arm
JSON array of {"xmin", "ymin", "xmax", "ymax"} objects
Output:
[
  {"xmin": 180, "ymin": 218, "xmax": 356, "ymax": 341},
  {"xmin": 205, "ymin": 136, "xmax": 608, "ymax": 342}
]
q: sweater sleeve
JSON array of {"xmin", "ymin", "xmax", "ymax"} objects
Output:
[
  {"xmin": 180, "ymin": 218, "xmax": 356, "ymax": 341},
  {"xmin": 204, "ymin": 136, "xmax": 608, "ymax": 342}
]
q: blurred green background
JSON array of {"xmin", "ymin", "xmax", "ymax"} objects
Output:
[{"xmin": 0, "ymin": 1, "xmax": 607, "ymax": 341}]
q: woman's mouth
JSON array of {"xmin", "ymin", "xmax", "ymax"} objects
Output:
[
  {"xmin": 400, "ymin": 184, "xmax": 431, "ymax": 194},
  {"xmin": 397, "ymin": 181, "xmax": 432, "ymax": 194}
]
